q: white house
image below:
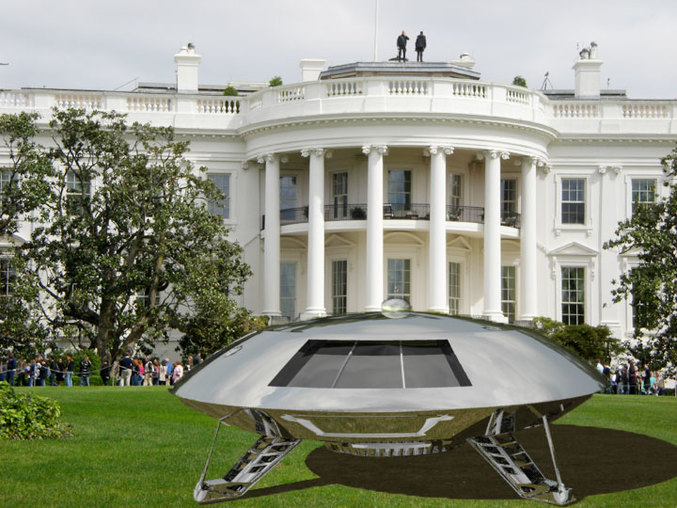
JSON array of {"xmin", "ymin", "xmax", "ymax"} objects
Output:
[{"xmin": 1, "ymin": 42, "xmax": 675, "ymax": 340}]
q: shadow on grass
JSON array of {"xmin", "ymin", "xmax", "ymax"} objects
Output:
[{"xmin": 235, "ymin": 424, "xmax": 677, "ymax": 502}]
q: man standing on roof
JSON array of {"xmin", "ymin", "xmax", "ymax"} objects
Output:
[
  {"xmin": 415, "ymin": 31, "xmax": 427, "ymax": 62},
  {"xmin": 397, "ymin": 30, "xmax": 409, "ymax": 61}
]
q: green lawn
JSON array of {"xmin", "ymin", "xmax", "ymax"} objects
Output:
[{"xmin": 1, "ymin": 388, "xmax": 675, "ymax": 507}]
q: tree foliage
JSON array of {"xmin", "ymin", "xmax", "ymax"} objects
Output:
[
  {"xmin": 0, "ymin": 109, "xmax": 255, "ymax": 360},
  {"xmin": 512, "ymin": 75, "xmax": 527, "ymax": 87},
  {"xmin": 604, "ymin": 145, "xmax": 677, "ymax": 373},
  {"xmin": 532, "ymin": 317, "xmax": 622, "ymax": 363},
  {"xmin": 268, "ymin": 76, "xmax": 283, "ymax": 87},
  {"xmin": 222, "ymin": 86, "xmax": 239, "ymax": 97}
]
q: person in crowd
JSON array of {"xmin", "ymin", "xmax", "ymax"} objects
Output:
[
  {"xmin": 65, "ymin": 354, "xmax": 74, "ymax": 387},
  {"xmin": 627, "ymin": 360, "xmax": 637, "ymax": 394},
  {"xmin": 143, "ymin": 357, "xmax": 153, "ymax": 386},
  {"xmin": 415, "ymin": 31, "xmax": 426, "ymax": 62},
  {"xmin": 100, "ymin": 360, "xmax": 111, "ymax": 386},
  {"xmin": 6, "ymin": 352, "xmax": 17, "ymax": 386},
  {"xmin": 655, "ymin": 371, "xmax": 665, "ymax": 395},
  {"xmin": 131, "ymin": 358, "xmax": 141, "ymax": 386},
  {"xmin": 119, "ymin": 352, "xmax": 133, "ymax": 386},
  {"xmin": 642, "ymin": 363, "xmax": 651, "ymax": 394},
  {"xmin": 165, "ymin": 359, "xmax": 173, "ymax": 386},
  {"xmin": 151, "ymin": 358, "xmax": 160, "ymax": 386},
  {"xmin": 55, "ymin": 357, "xmax": 65, "ymax": 386},
  {"xmin": 48, "ymin": 356, "xmax": 57, "ymax": 386},
  {"xmin": 0, "ymin": 356, "xmax": 6, "ymax": 382},
  {"xmin": 79, "ymin": 355, "xmax": 92, "ymax": 386},
  {"xmin": 38, "ymin": 359, "xmax": 49, "ymax": 387},
  {"xmin": 186, "ymin": 356, "xmax": 194, "ymax": 372},
  {"xmin": 171, "ymin": 361, "xmax": 184, "ymax": 385},
  {"xmin": 193, "ymin": 353, "xmax": 202, "ymax": 367},
  {"xmin": 159, "ymin": 360, "xmax": 167, "ymax": 386},
  {"xmin": 111, "ymin": 360, "xmax": 120, "ymax": 386},
  {"xmin": 28, "ymin": 358, "xmax": 37, "ymax": 387}
]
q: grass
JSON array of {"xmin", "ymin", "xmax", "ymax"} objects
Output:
[{"xmin": 0, "ymin": 388, "xmax": 675, "ymax": 507}]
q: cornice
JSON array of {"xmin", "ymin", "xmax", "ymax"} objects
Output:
[{"xmin": 236, "ymin": 113, "xmax": 559, "ymax": 142}]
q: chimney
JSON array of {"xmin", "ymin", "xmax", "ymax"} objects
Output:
[
  {"xmin": 573, "ymin": 42, "xmax": 602, "ymax": 99},
  {"xmin": 174, "ymin": 43, "xmax": 201, "ymax": 93},
  {"xmin": 299, "ymin": 59, "xmax": 326, "ymax": 82}
]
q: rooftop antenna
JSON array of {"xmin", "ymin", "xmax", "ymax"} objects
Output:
[
  {"xmin": 540, "ymin": 71, "xmax": 553, "ymax": 91},
  {"xmin": 373, "ymin": 0, "xmax": 379, "ymax": 61}
]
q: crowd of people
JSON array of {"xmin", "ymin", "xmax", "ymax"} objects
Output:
[
  {"xmin": 0, "ymin": 351, "xmax": 202, "ymax": 388},
  {"xmin": 596, "ymin": 359, "xmax": 668, "ymax": 395}
]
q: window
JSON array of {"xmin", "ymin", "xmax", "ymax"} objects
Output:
[
  {"xmin": 0, "ymin": 170, "xmax": 17, "ymax": 210},
  {"xmin": 631, "ymin": 179, "xmax": 656, "ymax": 216},
  {"xmin": 66, "ymin": 171, "xmax": 91, "ymax": 214},
  {"xmin": 332, "ymin": 260, "xmax": 347, "ymax": 315},
  {"xmin": 449, "ymin": 174, "xmax": 462, "ymax": 208},
  {"xmin": 501, "ymin": 178, "xmax": 517, "ymax": 214},
  {"xmin": 280, "ymin": 176, "xmax": 297, "ymax": 221},
  {"xmin": 561, "ymin": 266, "xmax": 585, "ymax": 325},
  {"xmin": 208, "ymin": 174, "xmax": 230, "ymax": 218},
  {"xmin": 387, "ymin": 258, "xmax": 411, "ymax": 302},
  {"xmin": 448, "ymin": 261, "xmax": 461, "ymax": 315},
  {"xmin": 280, "ymin": 262, "xmax": 297, "ymax": 320},
  {"xmin": 388, "ymin": 170, "xmax": 411, "ymax": 214},
  {"xmin": 561, "ymin": 178, "xmax": 585, "ymax": 225},
  {"xmin": 0, "ymin": 258, "xmax": 15, "ymax": 299},
  {"xmin": 269, "ymin": 339, "xmax": 471, "ymax": 389},
  {"xmin": 501, "ymin": 266, "xmax": 516, "ymax": 322},
  {"xmin": 332, "ymin": 172, "xmax": 348, "ymax": 219}
]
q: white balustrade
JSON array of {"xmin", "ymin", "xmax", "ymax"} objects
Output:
[
  {"xmin": 506, "ymin": 87, "xmax": 529, "ymax": 105},
  {"xmin": 388, "ymin": 79, "xmax": 429, "ymax": 95},
  {"xmin": 277, "ymin": 86, "xmax": 305, "ymax": 103},
  {"xmin": 126, "ymin": 96, "xmax": 172, "ymax": 112},
  {"xmin": 197, "ymin": 98, "xmax": 240, "ymax": 114},
  {"xmin": 0, "ymin": 91, "xmax": 31, "ymax": 107},
  {"xmin": 622, "ymin": 103, "xmax": 670, "ymax": 119},
  {"xmin": 326, "ymin": 80, "xmax": 363, "ymax": 96},
  {"xmin": 552, "ymin": 103, "xmax": 599, "ymax": 118},
  {"xmin": 55, "ymin": 94, "xmax": 103, "ymax": 110},
  {"xmin": 451, "ymin": 82, "xmax": 487, "ymax": 98}
]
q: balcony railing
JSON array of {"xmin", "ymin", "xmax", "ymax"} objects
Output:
[{"xmin": 263, "ymin": 203, "xmax": 520, "ymax": 228}]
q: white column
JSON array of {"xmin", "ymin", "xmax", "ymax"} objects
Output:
[
  {"xmin": 519, "ymin": 157, "xmax": 539, "ymax": 320},
  {"xmin": 301, "ymin": 148, "xmax": 328, "ymax": 320},
  {"xmin": 363, "ymin": 144, "xmax": 387, "ymax": 311},
  {"xmin": 261, "ymin": 154, "xmax": 281, "ymax": 316},
  {"xmin": 428, "ymin": 145, "xmax": 453, "ymax": 313},
  {"xmin": 483, "ymin": 150, "xmax": 508, "ymax": 322}
]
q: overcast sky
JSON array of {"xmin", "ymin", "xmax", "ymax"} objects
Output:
[{"xmin": 2, "ymin": 0, "xmax": 675, "ymax": 98}]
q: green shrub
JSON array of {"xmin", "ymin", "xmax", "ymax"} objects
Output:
[
  {"xmin": 269, "ymin": 76, "xmax": 283, "ymax": 87},
  {"xmin": 222, "ymin": 86, "xmax": 239, "ymax": 96},
  {"xmin": 0, "ymin": 381, "xmax": 70, "ymax": 439},
  {"xmin": 512, "ymin": 75, "xmax": 527, "ymax": 87}
]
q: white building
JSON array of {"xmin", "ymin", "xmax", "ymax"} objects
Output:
[{"xmin": 1, "ymin": 43, "xmax": 675, "ymax": 340}]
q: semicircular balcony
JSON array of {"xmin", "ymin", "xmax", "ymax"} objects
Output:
[{"xmin": 265, "ymin": 204, "xmax": 520, "ymax": 238}]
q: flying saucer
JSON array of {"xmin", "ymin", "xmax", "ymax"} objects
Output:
[{"xmin": 173, "ymin": 307, "xmax": 606, "ymax": 505}]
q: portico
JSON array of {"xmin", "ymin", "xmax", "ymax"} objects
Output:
[{"xmin": 259, "ymin": 144, "xmax": 539, "ymax": 323}]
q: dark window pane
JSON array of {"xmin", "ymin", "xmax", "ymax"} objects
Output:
[
  {"xmin": 334, "ymin": 342, "xmax": 402, "ymax": 388},
  {"xmin": 402, "ymin": 342, "xmax": 460, "ymax": 387}
]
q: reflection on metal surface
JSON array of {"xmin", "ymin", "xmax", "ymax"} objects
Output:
[
  {"xmin": 174, "ymin": 312, "xmax": 607, "ymax": 505},
  {"xmin": 280, "ymin": 413, "xmax": 454, "ymax": 439}
]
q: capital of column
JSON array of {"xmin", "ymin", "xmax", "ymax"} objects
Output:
[
  {"xmin": 301, "ymin": 147, "xmax": 332, "ymax": 159},
  {"xmin": 257, "ymin": 153, "xmax": 278, "ymax": 164},
  {"xmin": 427, "ymin": 145, "xmax": 454, "ymax": 156},
  {"xmin": 598, "ymin": 164, "xmax": 622, "ymax": 175},
  {"xmin": 362, "ymin": 144, "xmax": 388, "ymax": 156},
  {"xmin": 486, "ymin": 150, "xmax": 510, "ymax": 160}
]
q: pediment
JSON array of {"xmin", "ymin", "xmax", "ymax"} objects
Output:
[
  {"xmin": 384, "ymin": 231, "xmax": 424, "ymax": 246},
  {"xmin": 548, "ymin": 242, "xmax": 598, "ymax": 257},
  {"xmin": 325, "ymin": 234, "xmax": 355, "ymax": 249},
  {"xmin": 446, "ymin": 236, "xmax": 472, "ymax": 251}
]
